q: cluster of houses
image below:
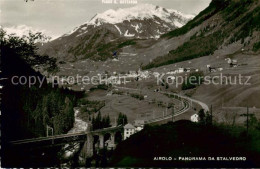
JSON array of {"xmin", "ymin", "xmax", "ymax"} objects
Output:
[
  {"xmin": 97, "ymin": 67, "xmax": 203, "ymax": 86},
  {"xmin": 102, "ymin": 57, "xmax": 239, "ymax": 86},
  {"xmin": 165, "ymin": 67, "xmax": 199, "ymax": 74}
]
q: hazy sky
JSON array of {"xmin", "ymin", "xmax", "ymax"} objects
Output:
[{"xmin": 0, "ymin": 0, "xmax": 211, "ymax": 37}]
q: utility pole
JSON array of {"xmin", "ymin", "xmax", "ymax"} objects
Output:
[
  {"xmin": 246, "ymin": 106, "xmax": 249, "ymax": 135},
  {"xmin": 166, "ymin": 102, "xmax": 169, "ymax": 115},
  {"xmin": 241, "ymin": 106, "xmax": 253, "ymax": 136},
  {"xmin": 210, "ymin": 105, "xmax": 213, "ymax": 125},
  {"xmin": 46, "ymin": 125, "xmax": 53, "ymax": 137},
  {"xmin": 172, "ymin": 105, "xmax": 175, "ymax": 122},
  {"xmin": 47, "ymin": 125, "xmax": 54, "ymax": 144},
  {"xmin": 46, "ymin": 125, "xmax": 48, "ymax": 137}
]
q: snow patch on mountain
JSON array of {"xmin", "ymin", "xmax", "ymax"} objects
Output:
[
  {"xmin": 124, "ymin": 30, "xmax": 135, "ymax": 37},
  {"xmin": 167, "ymin": 9, "xmax": 195, "ymax": 20},
  {"xmin": 173, "ymin": 21, "xmax": 183, "ymax": 28},
  {"xmin": 62, "ymin": 27, "xmax": 79, "ymax": 37},
  {"xmin": 114, "ymin": 25, "xmax": 122, "ymax": 35},
  {"xmin": 131, "ymin": 24, "xmax": 142, "ymax": 33},
  {"xmin": 81, "ymin": 26, "xmax": 88, "ymax": 31}
]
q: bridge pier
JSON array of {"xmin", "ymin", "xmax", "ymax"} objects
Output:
[
  {"xmin": 86, "ymin": 134, "xmax": 94, "ymax": 157},
  {"xmin": 80, "ymin": 124, "xmax": 94, "ymax": 161},
  {"xmin": 81, "ymin": 133, "xmax": 94, "ymax": 160}
]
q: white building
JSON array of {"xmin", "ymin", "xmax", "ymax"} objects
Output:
[
  {"xmin": 177, "ymin": 68, "xmax": 184, "ymax": 73},
  {"xmin": 191, "ymin": 114, "xmax": 199, "ymax": 122},
  {"xmin": 167, "ymin": 76, "xmax": 176, "ymax": 81},
  {"xmin": 217, "ymin": 68, "xmax": 223, "ymax": 71},
  {"xmin": 124, "ymin": 123, "xmax": 135, "ymax": 140},
  {"xmin": 184, "ymin": 68, "xmax": 191, "ymax": 72},
  {"xmin": 134, "ymin": 120, "xmax": 145, "ymax": 132},
  {"xmin": 166, "ymin": 71, "xmax": 176, "ymax": 75},
  {"xmin": 226, "ymin": 58, "xmax": 238, "ymax": 65}
]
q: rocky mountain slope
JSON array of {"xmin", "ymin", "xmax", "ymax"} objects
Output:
[
  {"xmin": 38, "ymin": 4, "xmax": 194, "ymax": 62},
  {"xmin": 143, "ymin": 0, "xmax": 260, "ymax": 69}
]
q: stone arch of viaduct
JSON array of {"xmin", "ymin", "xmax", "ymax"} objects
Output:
[{"xmin": 81, "ymin": 125, "xmax": 124, "ymax": 158}]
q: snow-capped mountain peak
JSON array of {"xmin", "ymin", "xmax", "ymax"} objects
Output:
[
  {"xmin": 88, "ymin": 4, "xmax": 194, "ymax": 27},
  {"xmin": 59, "ymin": 4, "xmax": 195, "ymax": 39}
]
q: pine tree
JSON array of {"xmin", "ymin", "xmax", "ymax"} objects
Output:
[
  {"xmin": 96, "ymin": 111, "xmax": 102, "ymax": 129},
  {"xmin": 117, "ymin": 113, "xmax": 128, "ymax": 126},
  {"xmin": 105, "ymin": 115, "xmax": 111, "ymax": 127}
]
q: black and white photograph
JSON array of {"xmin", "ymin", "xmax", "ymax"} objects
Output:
[{"xmin": 1, "ymin": 0, "xmax": 260, "ymax": 168}]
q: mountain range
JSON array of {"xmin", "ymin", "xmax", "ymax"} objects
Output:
[
  {"xmin": 2, "ymin": 25, "xmax": 56, "ymax": 41},
  {"xmin": 37, "ymin": 0, "xmax": 259, "ymax": 74},
  {"xmin": 38, "ymin": 4, "xmax": 194, "ymax": 61}
]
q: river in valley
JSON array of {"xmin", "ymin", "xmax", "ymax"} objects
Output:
[{"xmin": 62, "ymin": 108, "xmax": 88, "ymax": 165}]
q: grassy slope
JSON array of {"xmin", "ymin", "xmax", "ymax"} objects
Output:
[
  {"xmin": 68, "ymin": 29, "xmax": 137, "ymax": 61},
  {"xmin": 143, "ymin": 0, "xmax": 260, "ymax": 69},
  {"xmin": 110, "ymin": 120, "xmax": 260, "ymax": 167}
]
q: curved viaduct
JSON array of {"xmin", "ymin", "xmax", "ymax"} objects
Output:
[{"xmin": 10, "ymin": 90, "xmax": 193, "ymax": 159}]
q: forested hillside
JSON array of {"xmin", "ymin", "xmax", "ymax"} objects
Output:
[{"xmin": 1, "ymin": 29, "xmax": 83, "ymax": 141}]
